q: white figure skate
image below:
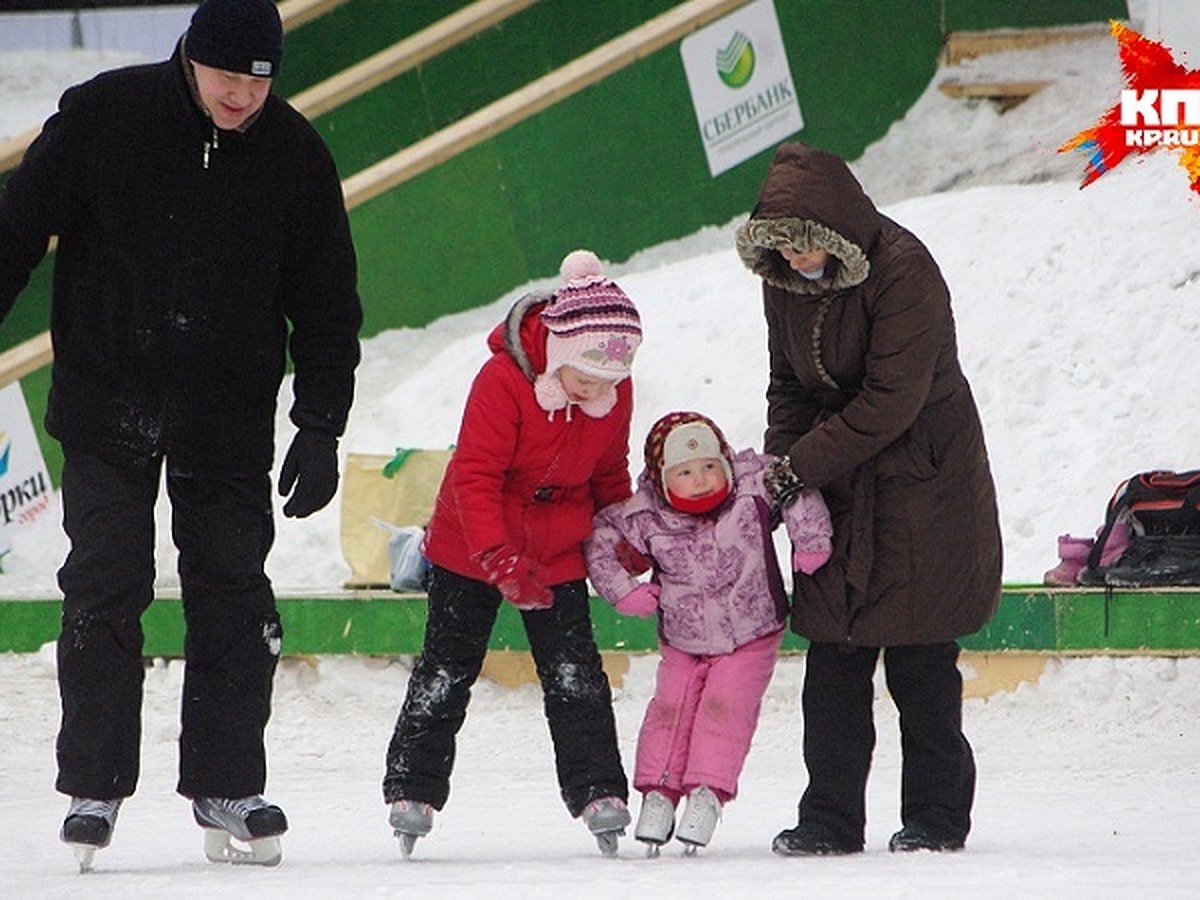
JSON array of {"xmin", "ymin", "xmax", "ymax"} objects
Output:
[
  {"xmin": 676, "ymin": 785, "xmax": 721, "ymax": 855},
  {"xmin": 634, "ymin": 790, "xmax": 676, "ymax": 858}
]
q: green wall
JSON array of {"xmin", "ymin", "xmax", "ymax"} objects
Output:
[
  {"xmin": 943, "ymin": 0, "xmax": 1125, "ymax": 31},
  {"xmin": 325, "ymin": 0, "xmax": 949, "ymax": 335},
  {"xmin": 1, "ymin": 588, "xmax": 1197, "ymax": 656}
]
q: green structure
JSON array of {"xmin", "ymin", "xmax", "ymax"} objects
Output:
[{"xmin": 1, "ymin": 587, "xmax": 1196, "ymax": 656}]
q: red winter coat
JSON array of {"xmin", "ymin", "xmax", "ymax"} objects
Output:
[{"xmin": 422, "ymin": 293, "xmax": 636, "ymax": 586}]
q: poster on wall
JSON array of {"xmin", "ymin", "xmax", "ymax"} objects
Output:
[
  {"xmin": 0, "ymin": 381, "xmax": 54, "ymax": 566},
  {"xmin": 680, "ymin": 0, "xmax": 803, "ymax": 177}
]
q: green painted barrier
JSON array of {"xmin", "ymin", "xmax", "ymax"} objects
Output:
[{"xmin": 3, "ymin": 587, "xmax": 1199, "ymax": 656}]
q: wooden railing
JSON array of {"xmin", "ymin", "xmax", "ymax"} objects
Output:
[
  {"xmin": 290, "ymin": 0, "xmax": 537, "ymax": 120},
  {"xmin": 342, "ymin": 0, "xmax": 748, "ymax": 210},
  {"xmin": 0, "ymin": 332, "xmax": 52, "ymax": 389}
]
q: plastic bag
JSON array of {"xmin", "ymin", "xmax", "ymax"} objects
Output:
[{"xmin": 377, "ymin": 521, "xmax": 430, "ymax": 593}]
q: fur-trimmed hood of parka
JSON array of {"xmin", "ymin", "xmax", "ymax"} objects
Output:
[
  {"xmin": 488, "ymin": 290, "xmax": 550, "ymax": 381},
  {"xmin": 735, "ymin": 143, "xmax": 878, "ymax": 294}
]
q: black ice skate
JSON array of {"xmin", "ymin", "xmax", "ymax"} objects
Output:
[
  {"xmin": 60, "ymin": 797, "xmax": 122, "ymax": 873},
  {"xmin": 192, "ymin": 795, "xmax": 288, "ymax": 866},
  {"xmin": 581, "ymin": 796, "xmax": 630, "ymax": 858}
]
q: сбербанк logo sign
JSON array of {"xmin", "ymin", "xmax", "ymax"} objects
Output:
[{"xmin": 681, "ymin": 0, "xmax": 803, "ymax": 177}]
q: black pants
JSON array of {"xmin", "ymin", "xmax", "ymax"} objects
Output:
[
  {"xmin": 55, "ymin": 448, "xmax": 281, "ymax": 800},
  {"xmin": 797, "ymin": 641, "xmax": 976, "ymax": 847},
  {"xmin": 383, "ymin": 565, "xmax": 628, "ymax": 817}
]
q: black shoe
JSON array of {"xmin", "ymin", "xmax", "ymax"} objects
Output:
[
  {"xmin": 772, "ymin": 824, "xmax": 862, "ymax": 856},
  {"xmin": 888, "ymin": 824, "xmax": 964, "ymax": 853}
]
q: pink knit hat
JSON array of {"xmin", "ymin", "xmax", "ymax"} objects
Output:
[{"xmin": 539, "ymin": 250, "xmax": 642, "ymax": 381}]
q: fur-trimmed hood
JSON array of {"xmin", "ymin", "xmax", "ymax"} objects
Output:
[
  {"xmin": 487, "ymin": 290, "xmax": 551, "ymax": 381},
  {"xmin": 735, "ymin": 143, "xmax": 879, "ymax": 294}
]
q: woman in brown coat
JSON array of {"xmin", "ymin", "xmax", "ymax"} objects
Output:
[{"xmin": 736, "ymin": 143, "xmax": 1002, "ymax": 856}]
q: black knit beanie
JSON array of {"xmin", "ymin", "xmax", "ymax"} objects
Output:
[{"xmin": 186, "ymin": 0, "xmax": 283, "ymax": 78}]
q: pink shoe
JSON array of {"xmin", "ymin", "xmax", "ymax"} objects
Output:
[{"xmin": 1044, "ymin": 534, "xmax": 1094, "ymax": 586}]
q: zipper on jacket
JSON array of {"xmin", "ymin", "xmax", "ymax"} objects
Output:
[{"xmin": 202, "ymin": 126, "xmax": 219, "ymax": 169}]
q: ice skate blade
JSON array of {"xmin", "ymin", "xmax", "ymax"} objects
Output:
[
  {"xmin": 202, "ymin": 828, "xmax": 282, "ymax": 866},
  {"xmin": 641, "ymin": 841, "xmax": 663, "ymax": 858},
  {"xmin": 595, "ymin": 831, "xmax": 620, "ymax": 857},
  {"xmin": 395, "ymin": 831, "xmax": 419, "ymax": 859},
  {"xmin": 69, "ymin": 843, "xmax": 97, "ymax": 873},
  {"xmin": 681, "ymin": 841, "xmax": 701, "ymax": 856}
]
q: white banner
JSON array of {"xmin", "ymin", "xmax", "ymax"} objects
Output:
[
  {"xmin": 0, "ymin": 381, "xmax": 54, "ymax": 561},
  {"xmin": 680, "ymin": 0, "xmax": 804, "ymax": 177}
]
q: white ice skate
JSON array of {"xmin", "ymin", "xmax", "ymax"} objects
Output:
[
  {"xmin": 676, "ymin": 785, "xmax": 721, "ymax": 855},
  {"xmin": 634, "ymin": 790, "xmax": 675, "ymax": 858},
  {"xmin": 389, "ymin": 799, "xmax": 434, "ymax": 859},
  {"xmin": 60, "ymin": 797, "xmax": 122, "ymax": 873},
  {"xmin": 582, "ymin": 796, "xmax": 630, "ymax": 858},
  {"xmin": 193, "ymin": 795, "xmax": 287, "ymax": 866}
]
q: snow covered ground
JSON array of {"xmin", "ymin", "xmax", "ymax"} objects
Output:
[
  {"xmin": 0, "ymin": 648, "xmax": 1197, "ymax": 898},
  {"xmin": 2, "ymin": 10, "xmax": 1200, "ymax": 898}
]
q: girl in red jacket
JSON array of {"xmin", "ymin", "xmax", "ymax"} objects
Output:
[{"xmin": 382, "ymin": 250, "xmax": 642, "ymax": 858}]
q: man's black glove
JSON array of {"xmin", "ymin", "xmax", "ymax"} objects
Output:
[
  {"xmin": 278, "ymin": 429, "xmax": 339, "ymax": 518},
  {"xmin": 764, "ymin": 455, "xmax": 804, "ymax": 508}
]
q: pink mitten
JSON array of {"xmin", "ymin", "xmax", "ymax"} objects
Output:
[
  {"xmin": 794, "ymin": 548, "xmax": 832, "ymax": 575},
  {"xmin": 614, "ymin": 583, "xmax": 660, "ymax": 618}
]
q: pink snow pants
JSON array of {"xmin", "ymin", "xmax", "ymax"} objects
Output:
[{"xmin": 633, "ymin": 628, "xmax": 783, "ymax": 802}]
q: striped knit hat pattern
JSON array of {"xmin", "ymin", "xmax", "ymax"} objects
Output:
[{"xmin": 540, "ymin": 250, "xmax": 642, "ymax": 381}]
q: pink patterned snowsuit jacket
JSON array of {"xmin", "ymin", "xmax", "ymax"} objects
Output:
[
  {"xmin": 588, "ymin": 448, "xmax": 832, "ymax": 655},
  {"xmin": 586, "ymin": 449, "xmax": 832, "ymax": 799}
]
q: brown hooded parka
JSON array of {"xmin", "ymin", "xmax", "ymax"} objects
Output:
[{"xmin": 737, "ymin": 143, "xmax": 1002, "ymax": 647}]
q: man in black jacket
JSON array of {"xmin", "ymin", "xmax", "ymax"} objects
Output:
[{"xmin": 0, "ymin": 0, "xmax": 362, "ymax": 868}]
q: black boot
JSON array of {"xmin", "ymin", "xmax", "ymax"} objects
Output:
[
  {"xmin": 772, "ymin": 823, "xmax": 863, "ymax": 856},
  {"xmin": 888, "ymin": 823, "xmax": 965, "ymax": 852}
]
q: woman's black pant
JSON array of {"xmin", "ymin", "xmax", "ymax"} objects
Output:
[
  {"xmin": 55, "ymin": 448, "xmax": 280, "ymax": 800},
  {"xmin": 797, "ymin": 640, "xmax": 976, "ymax": 847},
  {"xmin": 383, "ymin": 565, "xmax": 628, "ymax": 817}
]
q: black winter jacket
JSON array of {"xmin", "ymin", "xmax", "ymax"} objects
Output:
[{"xmin": 0, "ymin": 43, "xmax": 362, "ymax": 471}]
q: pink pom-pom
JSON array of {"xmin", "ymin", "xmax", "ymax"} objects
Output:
[{"xmin": 560, "ymin": 249, "xmax": 604, "ymax": 282}]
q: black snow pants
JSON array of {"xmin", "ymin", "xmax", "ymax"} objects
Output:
[
  {"xmin": 55, "ymin": 447, "xmax": 281, "ymax": 800},
  {"xmin": 382, "ymin": 564, "xmax": 628, "ymax": 817},
  {"xmin": 796, "ymin": 641, "xmax": 976, "ymax": 847}
]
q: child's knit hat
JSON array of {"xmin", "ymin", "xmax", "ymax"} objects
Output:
[
  {"xmin": 186, "ymin": 0, "xmax": 283, "ymax": 78},
  {"xmin": 644, "ymin": 411, "xmax": 735, "ymax": 503},
  {"xmin": 539, "ymin": 250, "xmax": 641, "ymax": 382}
]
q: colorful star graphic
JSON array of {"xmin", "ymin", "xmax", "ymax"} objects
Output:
[{"xmin": 1061, "ymin": 20, "xmax": 1200, "ymax": 195}]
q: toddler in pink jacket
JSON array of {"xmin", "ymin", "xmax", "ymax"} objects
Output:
[{"xmin": 585, "ymin": 411, "xmax": 832, "ymax": 855}]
